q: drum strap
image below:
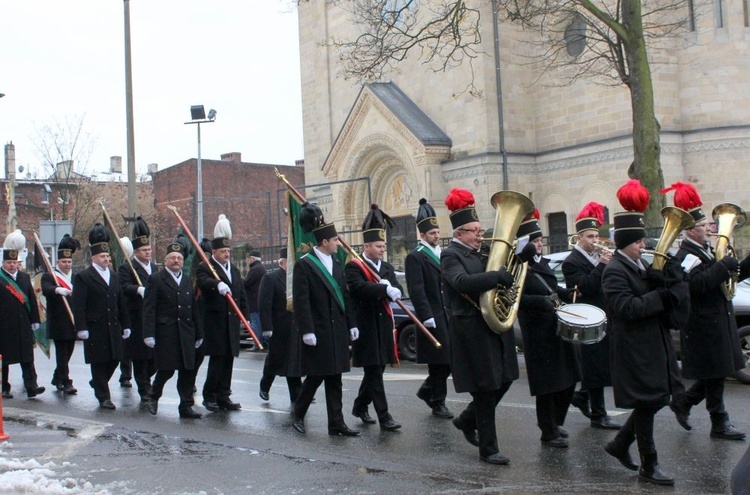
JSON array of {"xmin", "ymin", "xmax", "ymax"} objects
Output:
[{"xmin": 533, "ymin": 273, "xmax": 556, "ymax": 296}]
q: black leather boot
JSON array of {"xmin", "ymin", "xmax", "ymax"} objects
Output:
[
  {"xmin": 710, "ymin": 416, "xmax": 747, "ymax": 440},
  {"xmin": 638, "ymin": 451, "xmax": 674, "ymax": 486},
  {"xmin": 604, "ymin": 439, "xmax": 638, "ymax": 471}
]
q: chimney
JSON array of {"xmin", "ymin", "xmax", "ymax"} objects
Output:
[
  {"xmin": 4, "ymin": 142, "xmax": 14, "ymax": 179},
  {"xmin": 220, "ymin": 152, "xmax": 241, "ymax": 164},
  {"xmin": 295, "ymin": 159, "xmax": 305, "ymax": 167},
  {"xmin": 57, "ymin": 160, "xmax": 73, "ymax": 178},
  {"xmin": 110, "ymin": 156, "xmax": 122, "ymax": 173},
  {"xmin": 147, "ymin": 163, "xmax": 158, "ymax": 175}
]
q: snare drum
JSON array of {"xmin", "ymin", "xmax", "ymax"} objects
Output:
[{"xmin": 556, "ymin": 303, "xmax": 607, "ymax": 345}]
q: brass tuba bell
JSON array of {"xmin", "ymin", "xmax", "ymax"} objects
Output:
[
  {"xmin": 479, "ymin": 191, "xmax": 535, "ymax": 334},
  {"xmin": 651, "ymin": 206, "xmax": 695, "ymax": 271},
  {"xmin": 712, "ymin": 203, "xmax": 746, "ymax": 300}
]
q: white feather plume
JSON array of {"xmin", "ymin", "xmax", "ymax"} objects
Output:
[
  {"xmin": 3, "ymin": 229, "xmax": 26, "ymax": 250},
  {"xmin": 120, "ymin": 236, "xmax": 134, "ymax": 259},
  {"xmin": 214, "ymin": 214, "xmax": 232, "ymax": 240}
]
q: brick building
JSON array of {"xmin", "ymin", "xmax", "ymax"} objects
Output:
[{"xmin": 152, "ymin": 152, "xmax": 305, "ymax": 257}]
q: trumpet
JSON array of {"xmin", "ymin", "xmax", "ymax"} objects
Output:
[{"xmin": 567, "ymin": 234, "xmax": 614, "ymax": 255}]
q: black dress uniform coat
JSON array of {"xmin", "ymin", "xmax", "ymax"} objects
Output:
[
  {"xmin": 561, "ymin": 248, "xmax": 613, "ymax": 388},
  {"xmin": 345, "ymin": 258, "xmax": 403, "ymax": 367},
  {"xmin": 673, "ymin": 240, "xmax": 747, "ymax": 379},
  {"xmin": 405, "ymin": 245, "xmax": 451, "ymax": 364},
  {"xmin": 258, "ymin": 268, "xmax": 299, "ymax": 377},
  {"xmin": 195, "ymin": 258, "xmax": 249, "ymax": 358},
  {"xmin": 119, "ymin": 261, "xmax": 156, "ymax": 360},
  {"xmin": 41, "ymin": 271, "xmax": 75, "ymax": 340},
  {"xmin": 441, "ymin": 241, "xmax": 519, "ymax": 393},
  {"xmin": 142, "ymin": 269, "xmax": 204, "ymax": 371},
  {"xmin": 0, "ymin": 270, "xmax": 40, "ymax": 364},
  {"xmin": 73, "ymin": 266, "xmax": 131, "ymax": 364},
  {"xmin": 602, "ymin": 253, "xmax": 684, "ymax": 409},
  {"xmin": 292, "ymin": 252, "xmax": 356, "ymax": 376},
  {"xmin": 518, "ymin": 258, "xmax": 579, "ymax": 396}
]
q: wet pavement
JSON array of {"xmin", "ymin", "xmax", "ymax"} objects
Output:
[{"xmin": 0, "ymin": 343, "xmax": 747, "ymax": 494}]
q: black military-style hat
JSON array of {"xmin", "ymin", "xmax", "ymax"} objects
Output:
[
  {"xmin": 362, "ymin": 204, "xmax": 393, "ymax": 243},
  {"xmin": 88, "ymin": 223, "xmax": 111, "ymax": 256},
  {"xmin": 57, "ymin": 234, "xmax": 79, "ymax": 260},
  {"xmin": 131, "ymin": 216, "xmax": 150, "ymax": 250},
  {"xmin": 416, "ymin": 198, "xmax": 439, "ymax": 234}
]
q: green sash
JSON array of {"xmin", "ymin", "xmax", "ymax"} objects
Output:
[
  {"xmin": 416, "ymin": 244, "xmax": 441, "ymax": 265},
  {"xmin": 302, "ymin": 253, "xmax": 345, "ymax": 310},
  {"xmin": 0, "ymin": 269, "xmax": 31, "ymax": 313}
]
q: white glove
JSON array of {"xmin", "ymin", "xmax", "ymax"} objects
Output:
[
  {"xmin": 122, "ymin": 328, "xmax": 132, "ymax": 339},
  {"xmin": 137, "ymin": 286, "xmax": 145, "ymax": 298},
  {"xmin": 217, "ymin": 282, "xmax": 231, "ymax": 296},
  {"xmin": 386, "ymin": 286, "xmax": 402, "ymax": 302},
  {"xmin": 31, "ymin": 323, "xmax": 40, "ymax": 331},
  {"xmin": 378, "ymin": 278, "xmax": 392, "ymax": 287},
  {"xmin": 350, "ymin": 327, "xmax": 359, "ymax": 341},
  {"xmin": 262, "ymin": 331, "xmax": 273, "ymax": 338},
  {"xmin": 195, "ymin": 339, "xmax": 203, "ymax": 349},
  {"xmin": 302, "ymin": 333, "xmax": 317, "ymax": 346},
  {"xmin": 55, "ymin": 287, "xmax": 71, "ymax": 296},
  {"xmin": 77, "ymin": 330, "xmax": 89, "ymax": 340},
  {"xmin": 423, "ymin": 318, "xmax": 436, "ymax": 328},
  {"xmin": 143, "ymin": 337, "xmax": 155, "ymax": 348}
]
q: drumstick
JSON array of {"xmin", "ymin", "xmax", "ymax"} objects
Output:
[
  {"xmin": 556, "ymin": 307, "xmax": 586, "ymax": 318},
  {"xmin": 573, "ymin": 285, "xmax": 578, "ymax": 304}
]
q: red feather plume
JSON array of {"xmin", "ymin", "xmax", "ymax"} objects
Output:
[
  {"xmin": 616, "ymin": 180, "xmax": 650, "ymax": 212},
  {"xmin": 576, "ymin": 202, "xmax": 605, "ymax": 224},
  {"xmin": 444, "ymin": 188, "xmax": 475, "ymax": 212},
  {"xmin": 660, "ymin": 181, "xmax": 702, "ymax": 210},
  {"xmin": 523, "ymin": 208, "xmax": 540, "ymax": 221}
]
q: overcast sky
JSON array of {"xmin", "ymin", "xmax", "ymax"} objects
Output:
[{"xmin": 0, "ymin": 0, "xmax": 303, "ymax": 179}]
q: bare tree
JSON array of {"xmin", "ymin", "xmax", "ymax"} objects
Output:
[
  {"xmin": 327, "ymin": 0, "xmax": 699, "ymax": 226},
  {"xmin": 31, "ymin": 114, "xmax": 98, "ymax": 222}
]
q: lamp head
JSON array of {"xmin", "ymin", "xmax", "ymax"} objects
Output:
[{"xmin": 207, "ymin": 109, "xmax": 217, "ymax": 121}]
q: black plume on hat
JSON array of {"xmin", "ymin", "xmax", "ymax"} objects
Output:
[
  {"xmin": 416, "ymin": 198, "xmax": 438, "ymax": 234},
  {"xmin": 89, "ymin": 223, "xmax": 110, "ymax": 244},
  {"xmin": 299, "ymin": 202, "xmax": 325, "ymax": 234},
  {"xmin": 199, "ymin": 237, "xmax": 213, "ymax": 254},
  {"xmin": 175, "ymin": 233, "xmax": 191, "ymax": 256},
  {"xmin": 167, "ymin": 233, "xmax": 192, "ymax": 257},
  {"xmin": 362, "ymin": 204, "xmax": 394, "ymax": 231},
  {"xmin": 131, "ymin": 216, "xmax": 150, "ymax": 249},
  {"xmin": 58, "ymin": 234, "xmax": 79, "ymax": 253}
]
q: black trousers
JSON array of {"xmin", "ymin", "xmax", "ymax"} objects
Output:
[
  {"xmin": 202, "ymin": 355, "xmax": 234, "ymax": 403},
  {"xmin": 679, "ymin": 378, "xmax": 727, "ymax": 421},
  {"xmin": 119, "ymin": 358, "xmax": 132, "ymax": 382},
  {"xmin": 573, "ymin": 387, "xmax": 610, "ymax": 419},
  {"xmin": 52, "ymin": 339, "xmax": 76, "ymax": 386},
  {"xmin": 90, "ymin": 360, "xmax": 119, "ymax": 402},
  {"xmin": 536, "ymin": 385, "xmax": 575, "ymax": 440},
  {"xmin": 417, "ymin": 363, "xmax": 451, "ymax": 407},
  {"xmin": 259, "ymin": 369, "xmax": 302, "ymax": 404},
  {"xmin": 2, "ymin": 361, "xmax": 39, "ymax": 393},
  {"xmin": 131, "ymin": 358, "xmax": 156, "ymax": 398},
  {"xmin": 150, "ymin": 368, "xmax": 195, "ymax": 409},
  {"xmin": 352, "ymin": 365, "xmax": 392, "ymax": 423},
  {"xmin": 293, "ymin": 374, "xmax": 345, "ymax": 428},
  {"xmin": 455, "ymin": 382, "xmax": 513, "ymax": 458},
  {"xmin": 613, "ymin": 406, "xmax": 661, "ymax": 454}
]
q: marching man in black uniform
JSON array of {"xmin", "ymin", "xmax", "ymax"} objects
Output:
[
  {"xmin": 562, "ymin": 202, "xmax": 621, "ymax": 430},
  {"xmin": 665, "ymin": 182, "xmax": 748, "ymax": 440},
  {"xmin": 258, "ymin": 247, "xmax": 302, "ymax": 404},
  {"xmin": 119, "ymin": 217, "xmax": 156, "ymax": 400},
  {"xmin": 346, "ymin": 204, "xmax": 404, "ymax": 432},
  {"xmin": 196, "ymin": 214, "xmax": 248, "ymax": 412},
  {"xmin": 143, "ymin": 237, "xmax": 204, "ymax": 419},
  {"xmin": 405, "ymin": 199, "xmax": 453, "ymax": 419},
  {"xmin": 73, "ymin": 224, "xmax": 131, "ymax": 410},
  {"xmin": 440, "ymin": 189, "xmax": 518, "ymax": 465},
  {"xmin": 516, "ymin": 211, "xmax": 579, "ymax": 448},
  {"xmin": 291, "ymin": 202, "xmax": 360, "ymax": 436},
  {"xmin": 42, "ymin": 234, "xmax": 79, "ymax": 394},
  {"xmin": 602, "ymin": 180, "xmax": 688, "ymax": 485},
  {"xmin": 0, "ymin": 230, "xmax": 45, "ymax": 399}
]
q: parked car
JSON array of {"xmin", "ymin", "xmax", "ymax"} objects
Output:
[{"xmin": 545, "ymin": 250, "xmax": 750, "ymax": 384}]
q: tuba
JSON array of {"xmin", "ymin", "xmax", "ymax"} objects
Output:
[
  {"xmin": 651, "ymin": 206, "xmax": 695, "ymax": 271},
  {"xmin": 479, "ymin": 191, "xmax": 535, "ymax": 334},
  {"xmin": 712, "ymin": 203, "xmax": 746, "ymax": 300}
]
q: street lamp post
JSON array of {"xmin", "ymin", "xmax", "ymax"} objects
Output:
[{"xmin": 185, "ymin": 105, "xmax": 216, "ymax": 239}]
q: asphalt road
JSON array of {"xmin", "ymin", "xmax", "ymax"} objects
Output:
[{"xmin": 1, "ymin": 343, "xmax": 748, "ymax": 494}]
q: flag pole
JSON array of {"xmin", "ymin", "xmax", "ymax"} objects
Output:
[
  {"xmin": 275, "ymin": 168, "xmax": 441, "ymax": 349},
  {"xmin": 99, "ymin": 201, "xmax": 142, "ymax": 287},
  {"xmin": 32, "ymin": 231, "xmax": 74, "ymax": 326},
  {"xmin": 167, "ymin": 205, "xmax": 263, "ymax": 350}
]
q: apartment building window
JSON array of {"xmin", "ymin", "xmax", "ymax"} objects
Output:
[{"xmin": 41, "ymin": 184, "xmax": 52, "ymax": 205}]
